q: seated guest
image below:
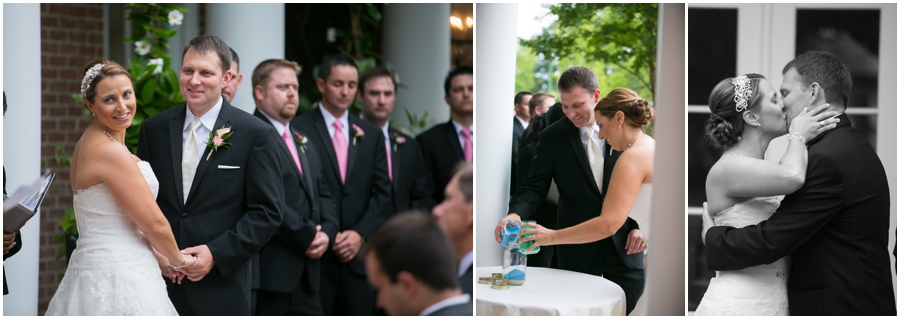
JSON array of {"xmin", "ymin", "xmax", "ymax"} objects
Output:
[
  {"xmin": 431, "ymin": 163, "xmax": 473, "ymax": 296},
  {"xmin": 365, "ymin": 212, "xmax": 472, "ymax": 316}
]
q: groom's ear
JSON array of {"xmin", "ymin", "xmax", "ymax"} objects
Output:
[{"xmin": 808, "ymin": 82, "xmax": 824, "ymax": 104}]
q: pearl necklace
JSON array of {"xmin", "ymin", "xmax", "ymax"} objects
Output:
[
  {"xmin": 625, "ymin": 132, "xmax": 644, "ymax": 150},
  {"xmin": 98, "ymin": 126, "xmax": 127, "ymax": 150}
]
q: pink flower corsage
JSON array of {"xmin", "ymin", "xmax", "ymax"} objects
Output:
[
  {"xmin": 391, "ymin": 132, "xmax": 406, "ymax": 152},
  {"xmin": 293, "ymin": 132, "xmax": 308, "ymax": 153},
  {"xmin": 204, "ymin": 125, "xmax": 233, "ymax": 161},
  {"xmin": 351, "ymin": 124, "xmax": 365, "ymax": 146}
]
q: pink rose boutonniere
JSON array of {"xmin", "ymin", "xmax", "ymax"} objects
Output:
[
  {"xmin": 351, "ymin": 124, "xmax": 365, "ymax": 146},
  {"xmin": 205, "ymin": 125, "xmax": 233, "ymax": 161},
  {"xmin": 293, "ymin": 132, "xmax": 308, "ymax": 153},
  {"xmin": 391, "ymin": 132, "xmax": 406, "ymax": 152}
]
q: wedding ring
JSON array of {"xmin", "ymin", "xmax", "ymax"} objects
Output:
[
  {"xmin": 3, "ymin": 241, "xmax": 8, "ymax": 246},
  {"xmin": 491, "ymin": 273, "xmax": 503, "ymax": 280},
  {"xmin": 343, "ymin": 252, "xmax": 350, "ymax": 258},
  {"xmin": 478, "ymin": 277, "xmax": 493, "ymax": 284},
  {"xmin": 491, "ymin": 282, "xmax": 510, "ymax": 290},
  {"xmin": 819, "ymin": 121, "xmax": 824, "ymax": 127}
]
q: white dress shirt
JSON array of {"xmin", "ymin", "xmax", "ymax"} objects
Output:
[
  {"xmin": 378, "ymin": 121, "xmax": 391, "ymax": 151},
  {"xmin": 319, "ymin": 102, "xmax": 350, "ymax": 145},
  {"xmin": 578, "ymin": 123, "xmax": 606, "ymax": 156},
  {"xmin": 515, "ymin": 116, "xmax": 529, "ymax": 130},
  {"xmin": 458, "ymin": 250, "xmax": 473, "ymax": 278},
  {"xmin": 450, "ymin": 119, "xmax": 473, "ymax": 151},
  {"xmin": 258, "ymin": 110, "xmax": 291, "ymax": 138},
  {"xmin": 182, "ymin": 97, "xmax": 224, "ymax": 158}
]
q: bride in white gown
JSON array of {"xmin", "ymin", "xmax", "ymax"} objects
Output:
[
  {"xmin": 46, "ymin": 59, "xmax": 196, "ymax": 315},
  {"xmin": 694, "ymin": 74, "xmax": 839, "ymax": 315}
]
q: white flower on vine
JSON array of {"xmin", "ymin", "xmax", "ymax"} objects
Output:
[
  {"xmin": 168, "ymin": 10, "xmax": 184, "ymax": 26},
  {"xmin": 135, "ymin": 40, "xmax": 151, "ymax": 56},
  {"xmin": 148, "ymin": 58, "xmax": 164, "ymax": 75}
]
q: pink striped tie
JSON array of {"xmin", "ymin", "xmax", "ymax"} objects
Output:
[
  {"xmin": 282, "ymin": 130, "xmax": 303, "ymax": 175},
  {"xmin": 332, "ymin": 120, "xmax": 348, "ymax": 183},
  {"xmin": 461, "ymin": 127, "xmax": 473, "ymax": 162},
  {"xmin": 386, "ymin": 145, "xmax": 393, "ymax": 181}
]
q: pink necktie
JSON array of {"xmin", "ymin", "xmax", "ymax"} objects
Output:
[
  {"xmin": 332, "ymin": 120, "xmax": 348, "ymax": 183},
  {"xmin": 386, "ymin": 144, "xmax": 393, "ymax": 181},
  {"xmin": 282, "ymin": 130, "xmax": 303, "ymax": 176},
  {"xmin": 461, "ymin": 128, "xmax": 473, "ymax": 162}
]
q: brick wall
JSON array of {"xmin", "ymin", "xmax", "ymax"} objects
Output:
[{"xmin": 38, "ymin": 3, "xmax": 103, "ymax": 314}]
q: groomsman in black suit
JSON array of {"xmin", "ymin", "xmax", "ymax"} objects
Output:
[
  {"xmin": 416, "ymin": 67, "xmax": 473, "ymax": 204},
  {"xmin": 432, "ymin": 163, "xmax": 474, "ymax": 296},
  {"xmin": 359, "ymin": 65, "xmax": 434, "ymax": 214},
  {"xmin": 221, "ymin": 47, "xmax": 243, "ymax": 104},
  {"xmin": 137, "ymin": 35, "xmax": 283, "ymax": 315},
  {"xmin": 510, "ymin": 91, "xmax": 532, "ymax": 196},
  {"xmin": 501, "ymin": 67, "xmax": 644, "ymax": 314},
  {"xmin": 291, "ymin": 54, "xmax": 392, "ymax": 315},
  {"xmin": 704, "ymin": 51, "xmax": 896, "ymax": 315},
  {"xmin": 250, "ymin": 59, "xmax": 339, "ymax": 315}
]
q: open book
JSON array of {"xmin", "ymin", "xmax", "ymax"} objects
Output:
[{"xmin": 4, "ymin": 170, "xmax": 55, "ymax": 233}]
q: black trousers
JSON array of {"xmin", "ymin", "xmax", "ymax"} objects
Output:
[
  {"xmin": 584, "ymin": 238, "xmax": 645, "ymax": 315},
  {"xmin": 319, "ymin": 261, "xmax": 375, "ymax": 315},
  {"xmin": 255, "ymin": 282, "xmax": 323, "ymax": 316}
]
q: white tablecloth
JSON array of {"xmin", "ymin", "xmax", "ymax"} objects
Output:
[{"xmin": 475, "ymin": 266, "xmax": 626, "ymax": 316}]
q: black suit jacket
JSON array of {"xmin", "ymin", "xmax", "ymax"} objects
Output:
[
  {"xmin": 252, "ymin": 110, "xmax": 339, "ymax": 294},
  {"xmin": 705, "ymin": 114, "xmax": 895, "ymax": 315},
  {"xmin": 137, "ymin": 100, "xmax": 283, "ymax": 315},
  {"xmin": 509, "ymin": 119, "xmax": 642, "ymax": 272},
  {"xmin": 517, "ymin": 141, "xmax": 558, "ymax": 228},
  {"xmin": 417, "ymin": 120, "xmax": 466, "ymax": 204},
  {"xmin": 428, "ymin": 298, "xmax": 473, "ymax": 316},
  {"xmin": 387, "ymin": 127, "xmax": 434, "ymax": 214},
  {"xmin": 291, "ymin": 105, "xmax": 392, "ymax": 275},
  {"xmin": 510, "ymin": 117, "xmax": 526, "ymax": 196}
]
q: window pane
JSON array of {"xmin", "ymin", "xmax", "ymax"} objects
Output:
[
  {"xmin": 795, "ymin": 9, "xmax": 880, "ymax": 108},
  {"xmin": 687, "ymin": 113, "xmax": 719, "ymax": 207},
  {"xmin": 688, "ymin": 8, "xmax": 737, "ymax": 105}
]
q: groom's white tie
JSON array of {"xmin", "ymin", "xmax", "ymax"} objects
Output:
[
  {"xmin": 584, "ymin": 128, "xmax": 604, "ymax": 194},
  {"xmin": 182, "ymin": 117, "xmax": 202, "ymax": 203}
]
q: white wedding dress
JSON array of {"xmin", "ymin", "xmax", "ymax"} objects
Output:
[
  {"xmin": 694, "ymin": 196, "xmax": 789, "ymax": 316},
  {"xmin": 46, "ymin": 161, "xmax": 178, "ymax": 315},
  {"xmin": 628, "ymin": 183, "xmax": 651, "ymax": 316}
]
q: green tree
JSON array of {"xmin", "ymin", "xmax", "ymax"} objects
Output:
[{"xmin": 521, "ymin": 3, "xmax": 657, "ymax": 101}]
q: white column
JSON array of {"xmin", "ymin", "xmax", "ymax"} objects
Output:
[
  {"xmin": 3, "ymin": 3, "xmax": 42, "ymax": 316},
  {"xmin": 382, "ymin": 3, "xmax": 451, "ymax": 135},
  {"xmin": 473, "ymin": 3, "xmax": 518, "ymax": 267},
  {"xmin": 206, "ymin": 4, "xmax": 285, "ymax": 114},
  {"xmin": 645, "ymin": 3, "xmax": 685, "ymax": 316}
]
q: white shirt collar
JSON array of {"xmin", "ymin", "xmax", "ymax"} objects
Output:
[
  {"xmin": 419, "ymin": 294, "xmax": 471, "ymax": 316},
  {"xmin": 451, "ymin": 119, "xmax": 472, "ymax": 135},
  {"xmin": 578, "ymin": 122, "xmax": 606, "ymax": 154},
  {"xmin": 258, "ymin": 109, "xmax": 289, "ymax": 137},
  {"xmin": 458, "ymin": 250, "xmax": 473, "ymax": 278},
  {"xmin": 319, "ymin": 101, "xmax": 348, "ymax": 127},
  {"xmin": 184, "ymin": 96, "xmax": 223, "ymax": 133},
  {"xmin": 515, "ymin": 116, "xmax": 529, "ymax": 129}
]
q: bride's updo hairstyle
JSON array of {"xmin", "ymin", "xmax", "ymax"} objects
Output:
[
  {"xmin": 704, "ymin": 73, "xmax": 765, "ymax": 151},
  {"xmin": 80, "ymin": 58, "xmax": 131, "ymax": 106},
  {"xmin": 594, "ymin": 88, "xmax": 654, "ymax": 127}
]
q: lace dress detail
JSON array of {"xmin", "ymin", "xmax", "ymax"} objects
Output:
[
  {"xmin": 46, "ymin": 161, "xmax": 178, "ymax": 315},
  {"xmin": 694, "ymin": 196, "xmax": 789, "ymax": 316}
]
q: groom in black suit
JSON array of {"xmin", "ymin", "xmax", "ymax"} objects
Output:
[
  {"xmin": 502, "ymin": 66, "xmax": 644, "ymax": 314},
  {"xmin": 704, "ymin": 51, "xmax": 896, "ymax": 315},
  {"xmin": 291, "ymin": 54, "xmax": 392, "ymax": 315},
  {"xmin": 137, "ymin": 35, "xmax": 283, "ymax": 315},
  {"xmin": 250, "ymin": 59, "xmax": 339, "ymax": 315}
]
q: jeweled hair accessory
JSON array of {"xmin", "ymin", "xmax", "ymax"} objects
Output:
[
  {"xmin": 81, "ymin": 63, "xmax": 105, "ymax": 99},
  {"xmin": 731, "ymin": 75, "xmax": 752, "ymax": 112}
]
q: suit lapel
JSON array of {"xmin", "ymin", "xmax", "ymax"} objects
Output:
[
  {"xmin": 290, "ymin": 124, "xmax": 314, "ymax": 199},
  {"xmin": 186, "ymin": 101, "xmax": 232, "ymax": 205},
  {"xmin": 567, "ymin": 123, "xmax": 601, "ymax": 196},
  {"xmin": 311, "ymin": 107, "xmax": 341, "ymax": 182},
  {"xmin": 388, "ymin": 128, "xmax": 401, "ymax": 191},
  {"xmin": 346, "ymin": 117, "xmax": 359, "ymax": 181},
  {"xmin": 443, "ymin": 121, "xmax": 465, "ymax": 161},
  {"xmin": 169, "ymin": 106, "xmax": 188, "ymax": 207}
]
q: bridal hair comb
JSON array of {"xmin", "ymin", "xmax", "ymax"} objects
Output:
[
  {"xmin": 81, "ymin": 63, "xmax": 105, "ymax": 99},
  {"xmin": 731, "ymin": 75, "xmax": 752, "ymax": 112}
]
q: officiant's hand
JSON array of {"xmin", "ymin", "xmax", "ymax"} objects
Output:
[
  {"xmin": 334, "ymin": 230, "xmax": 363, "ymax": 263},
  {"xmin": 625, "ymin": 229, "xmax": 647, "ymax": 254},
  {"xmin": 306, "ymin": 225, "xmax": 329, "ymax": 260},
  {"xmin": 519, "ymin": 221, "xmax": 556, "ymax": 249},
  {"xmin": 181, "ymin": 245, "xmax": 215, "ymax": 281},
  {"xmin": 701, "ymin": 202, "xmax": 714, "ymax": 245},
  {"xmin": 3, "ymin": 231, "xmax": 17, "ymax": 255},
  {"xmin": 494, "ymin": 213, "xmax": 521, "ymax": 243}
]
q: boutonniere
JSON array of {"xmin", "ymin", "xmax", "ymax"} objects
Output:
[
  {"xmin": 292, "ymin": 132, "xmax": 308, "ymax": 153},
  {"xmin": 205, "ymin": 125, "xmax": 233, "ymax": 161},
  {"xmin": 391, "ymin": 132, "xmax": 406, "ymax": 152},
  {"xmin": 351, "ymin": 124, "xmax": 365, "ymax": 146}
]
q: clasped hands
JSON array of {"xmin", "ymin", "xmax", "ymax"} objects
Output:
[
  {"xmin": 333, "ymin": 229, "xmax": 363, "ymax": 263},
  {"xmin": 159, "ymin": 244, "xmax": 214, "ymax": 284}
]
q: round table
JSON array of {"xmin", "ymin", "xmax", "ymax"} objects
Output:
[{"xmin": 475, "ymin": 266, "xmax": 626, "ymax": 316}]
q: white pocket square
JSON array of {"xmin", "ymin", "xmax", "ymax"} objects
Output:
[{"xmin": 217, "ymin": 165, "xmax": 240, "ymax": 169}]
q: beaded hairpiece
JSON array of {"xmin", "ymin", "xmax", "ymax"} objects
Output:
[
  {"xmin": 80, "ymin": 63, "xmax": 105, "ymax": 99},
  {"xmin": 731, "ymin": 75, "xmax": 752, "ymax": 112}
]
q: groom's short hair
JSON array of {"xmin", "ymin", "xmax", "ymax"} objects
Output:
[
  {"xmin": 782, "ymin": 51, "xmax": 852, "ymax": 107},
  {"xmin": 182, "ymin": 35, "xmax": 232, "ymax": 75},
  {"xmin": 366, "ymin": 212, "xmax": 459, "ymax": 291},
  {"xmin": 319, "ymin": 54, "xmax": 358, "ymax": 81},
  {"xmin": 558, "ymin": 66, "xmax": 599, "ymax": 93}
]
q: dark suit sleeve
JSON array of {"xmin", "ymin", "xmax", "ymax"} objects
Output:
[
  {"xmin": 207, "ymin": 129, "xmax": 284, "ymax": 277},
  {"xmin": 705, "ymin": 154, "xmax": 844, "ymax": 270},
  {"xmin": 416, "ymin": 134, "xmax": 436, "ymax": 201},
  {"xmin": 353, "ymin": 130, "xmax": 392, "ymax": 239},
  {"xmin": 410, "ymin": 141, "xmax": 436, "ymax": 211},
  {"xmin": 318, "ymin": 172, "xmax": 340, "ymax": 248},
  {"xmin": 509, "ymin": 134, "xmax": 554, "ymax": 220},
  {"xmin": 271, "ymin": 154, "xmax": 318, "ymax": 255}
]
